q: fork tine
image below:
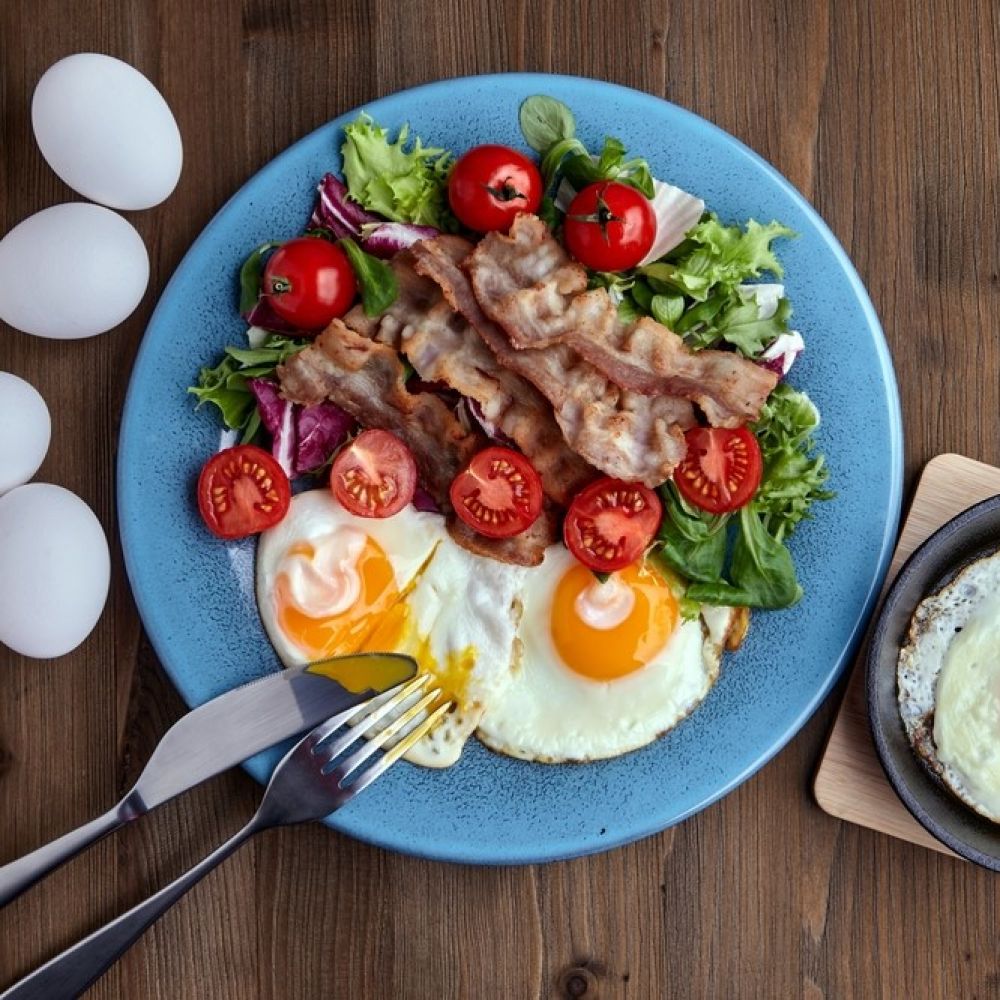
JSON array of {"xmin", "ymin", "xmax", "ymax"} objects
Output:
[
  {"xmin": 331, "ymin": 687, "xmax": 449, "ymax": 782},
  {"xmin": 344, "ymin": 701, "xmax": 453, "ymax": 798},
  {"xmin": 305, "ymin": 675, "xmax": 426, "ymax": 750},
  {"xmin": 312, "ymin": 673, "xmax": 432, "ymax": 764}
]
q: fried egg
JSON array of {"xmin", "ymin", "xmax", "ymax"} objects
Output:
[
  {"xmin": 256, "ymin": 489, "xmax": 524, "ymax": 767},
  {"xmin": 898, "ymin": 547, "xmax": 1000, "ymax": 821},
  {"xmin": 476, "ymin": 545, "xmax": 734, "ymax": 763}
]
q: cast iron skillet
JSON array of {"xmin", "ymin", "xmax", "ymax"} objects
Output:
[{"xmin": 867, "ymin": 492, "xmax": 1000, "ymax": 869}]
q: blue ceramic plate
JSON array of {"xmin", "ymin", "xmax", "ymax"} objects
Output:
[{"xmin": 119, "ymin": 74, "xmax": 902, "ymax": 864}]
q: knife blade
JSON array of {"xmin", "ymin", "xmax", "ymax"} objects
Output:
[{"xmin": 0, "ymin": 652, "xmax": 416, "ymax": 909}]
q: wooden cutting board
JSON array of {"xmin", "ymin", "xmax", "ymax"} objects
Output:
[{"xmin": 813, "ymin": 453, "xmax": 1000, "ymax": 857}]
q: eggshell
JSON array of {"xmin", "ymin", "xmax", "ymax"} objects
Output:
[
  {"xmin": 0, "ymin": 483, "xmax": 110, "ymax": 659},
  {"xmin": 32, "ymin": 53, "xmax": 182, "ymax": 210},
  {"xmin": 0, "ymin": 373, "xmax": 51, "ymax": 494},
  {"xmin": 0, "ymin": 203, "xmax": 149, "ymax": 339}
]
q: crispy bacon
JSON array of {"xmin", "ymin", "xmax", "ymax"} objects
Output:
[
  {"xmin": 446, "ymin": 502, "xmax": 557, "ymax": 568},
  {"xmin": 342, "ymin": 244, "xmax": 596, "ymax": 506},
  {"xmin": 277, "ymin": 320, "xmax": 551, "ymax": 565},
  {"xmin": 468, "ymin": 214, "xmax": 778, "ymax": 427},
  {"xmin": 412, "ymin": 235, "xmax": 694, "ymax": 487}
]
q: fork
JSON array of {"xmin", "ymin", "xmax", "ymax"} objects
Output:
[{"xmin": 2, "ymin": 673, "xmax": 452, "ymax": 1000}]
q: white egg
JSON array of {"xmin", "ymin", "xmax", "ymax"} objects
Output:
[
  {"xmin": 0, "ymin": 483, "xmax": 110, "ymax": 658},
  {"xmin": 898, "ymin": 548, "xmax": 1000, "ymax": 821},
  {"xmin": 32, "ymin": 53, "xmax": 182, "ymax": 210},
  {"xmin": 0, "ymin": 373, "xmax": 51, "ymax": 494},
  {"xmin": 477, "ymin": 546, "xmax": 733, "ymax": 763},
  {"xmin": 0, "ymin": 204, "xmax": 149, "ymax": 339}
]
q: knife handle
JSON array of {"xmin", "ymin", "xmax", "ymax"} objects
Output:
[
  {"xmin": 0, "ymin": 819, "xmax": 259, "ymax": 1000},
  {"xmin": 0, "ymin": 794, "xmax": 143, "ymax": 909}
]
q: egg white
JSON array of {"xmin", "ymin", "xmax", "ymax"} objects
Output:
[{"xmin": 898, "ymin": 547, "xmax": 1000, "ymax": 821}]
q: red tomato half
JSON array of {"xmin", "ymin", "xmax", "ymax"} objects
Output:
[
  {"xmin": 262, "ymin": 237, "xmax": 357, "ymax": 332},
  {"xmin": 197, "ymin": 445, "xmax": 291, "ymax": 540},
  {"xmin": 330, "ymin": 429, "xmax": 417, "ymax": 518},
  {"xmin": 563, "ymin": 477, "xmax": 662, "ymax": 573},
  {"xmin": 674, "ymin": 426, "xmax": 763, "ymax": 514},
  {"xmin": 563, "ymin": 181, "xmax": 656, "ymax": 271},
  {"xmin": 449, "ymin": 446, "xmax": 544, "ymax": 538},
  {"xmin": 448, "ymin": 144, "xmax": 543, "ymax": 233}
]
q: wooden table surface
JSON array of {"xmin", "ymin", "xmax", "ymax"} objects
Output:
[{"xmin": 2, "ymin": 1, "xmax": 999, "ymax": 997}]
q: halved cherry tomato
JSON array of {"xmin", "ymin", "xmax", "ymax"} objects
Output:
[
  {"xmin": 674, "ymin": 426, "xmax": 763, "ymax": 514},
  {"xmin": 563, "ymin": 181, "xmax": 656, "ymax": 271},
  {"xmin": 448, "ymin": 144, "xmax": 543, "ymax": 233},
  {"xmin": 449, "ymin": 446, "xmax": 544, "ymax": 538},
  {"xmin": 330, "ymin": 429, "xmax": 417, "ymax": 518},
  {"xmin": 197, "ymin": 445, "xmax": 291, "ymax": 540},
  {"xmin": 262, "ymin": 237, "xmax": 357, "ymax": 332},
  {"xmin": 563, "ymin": 477, "xmax": 662, "ymax": 573}
]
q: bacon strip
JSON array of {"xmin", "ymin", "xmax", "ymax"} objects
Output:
[
  {"xmin": 467, "ymin": 214, "xmax": 778, "ymax": 427},
  {"xmin": 343, "ymin": 242, "xmax": 596, "ymax": 505},
  {"xmin": 277, "ymin": 320, "xmax": 553, "ymax": 566},
  {"xmin": 411, "ymin": 236, "xmax": 694, "ymax": 487}
]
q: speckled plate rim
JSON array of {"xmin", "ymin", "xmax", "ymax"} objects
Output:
[
  {"xmin": 119, "ymin": 72, "xmax": 903, "ymax": 865},
  {"xmin": 867, "ymin": 493, "xmax": 1000, "ymax": 869}
]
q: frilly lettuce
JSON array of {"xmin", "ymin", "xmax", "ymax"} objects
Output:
[{"xmin": 341, "ymin": 114, "xmax": 455, "ymax": 229}]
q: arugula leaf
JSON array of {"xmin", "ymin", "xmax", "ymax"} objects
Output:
[
  {"xmin": 686, "ymin": 504, "xmax": 803, "ymax": 609},
  {"xmin": 188, "ymin": 333, "xmax": 307, "ymax": 434},
  {"xmin": 752, "ymin": 384, "xmax": 835, "ymax": 540},
  {"xmin": 238, "ymin": 241, "xmax": 280, "ymax": 315},
  {"xmin": 341, "ymin": 113, "xmax": 455, "ymax": 229},
  {"xmin": 338, "ymin": 238, "xmax": 398, "ymax": 316},
  {"xmin": 519, "ymin": 95, "xmax": 576, "ymax": 152}
]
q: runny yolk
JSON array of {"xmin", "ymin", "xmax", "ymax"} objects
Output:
[
  {"xmin": 274, "ymin": 538, "xmax": 398, "ymax": 660},
  {"xmin": 551, "ymin": 562, "xmax": 679, "ymax": 680}
]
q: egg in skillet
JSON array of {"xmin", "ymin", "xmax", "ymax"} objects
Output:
[{"xmin": 898, "ymin": 547, "xmax": 1000, "ymax": 822}]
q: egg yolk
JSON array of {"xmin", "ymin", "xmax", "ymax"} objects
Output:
[
  {"xmin": 274, "ymin": 538, "xmax": 399, "ymax": 660},
  {"xmin": 360, "ymin": 601, "xmax": 476, "ymax": 707},
  {"xmin": 551, "ymin": 562, "xmax": 679, "ymax": 680}
]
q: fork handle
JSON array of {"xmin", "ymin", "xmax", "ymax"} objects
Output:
[
  {"xmin": 0, "ymin": 818, "xmax": 261, "ymax": 1000},
  {"xmin": 0, "ymin": 796, "xmax": 143, "ymax": 909}
]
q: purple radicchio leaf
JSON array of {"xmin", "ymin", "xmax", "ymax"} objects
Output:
[
  {"xmin": 359, "ymin": 221, "xmax": 440, "ymax": 258},
  {"xmin": 248, "ymin": 378, "xmax": 296, "ymax": 476},
  {"xmin": 309, "ymin": 173, "xmax": 382, "ymax": 239},
  {"xmin": 294, "ymin": 402, "xmax": 355, "ymax": 474},
  {"xmin": 462, "ymin": 397, "xmax": 515, "ymax": 447},
  {"xmin": 244, "ymin": 295, "xmax": 298, "ymax": 334},
  {"xmin": 411, "ymin": 486, "xmax": 441, "ymax": 513}
]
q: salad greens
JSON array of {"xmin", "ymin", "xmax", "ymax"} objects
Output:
[
  {"xmin": 653, "ymin": 384, "xmax": 833, "ymax": 609},
  {"xmin": 188, "ymin": 334, "xmax": 306, "ymax": 441},
  {"xmin": 341, "ymin": 113, "xmax": 455, "ymax": 230},
  {"xmin": 337, "ymin": 238, "xmax": 398, "ymax": 316},
  {"xmin": 519, "ymin": 95, "xmax": 655, "ymax": 198}
]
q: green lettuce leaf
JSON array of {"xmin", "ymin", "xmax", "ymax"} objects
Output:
[
  {"xmin": 341, "ymin": 113, "xmax": 455, "ymax": 229},
  {"xmin": 188, "ymin": 333, "xmax": 306, "ymax": 433},
  {"xmin": 752, "ymin": 384, "xmax": 835, "ymax": 540},
  {"xmin": 653, "ymin": 484, "xmax": 730, "ymax": 584},
  {"xmin": 640, "ymin": 215, "xmax": 795, "ymax": 302},
  {"xmin": 338, "ymin": 238, "xmax": 398, "ymax": 316},
  {"xmin": 681, "ymin": 292, "xmax": 793, "ymax": 355}
]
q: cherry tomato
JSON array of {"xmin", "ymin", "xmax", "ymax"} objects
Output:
[
  {"xmin": 449, "ymin": 446, "xmax": 544, "ymax": 538},
  {"xmin": 674, "ymin": 426, "xmax": 763, "ymax": 514},
  {"xmin": 262, "ymin": 237, "xmax": 357, "ymax": 332},
  {"xmin": 563, "ymin": 477, "xmax": 662, "ymax": 573},
  {"xmin": 197, "ymin": 445, "xmax": 291, "ymax": 540},
  {"xmin": 448, "ymin": 144, "xmax": 543, "ymax": 233},
  {"xmin": 330, "ymin": 429, "xmax": 417, "ymax": 518},
  {"xmin": 563, "ymin": 181, "xmax": 656, "ymax": 271}
]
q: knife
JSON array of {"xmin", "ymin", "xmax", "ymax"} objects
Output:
[{"xmin": 0, "ymin": 652, "xmax": 416, "ymax": 909}]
